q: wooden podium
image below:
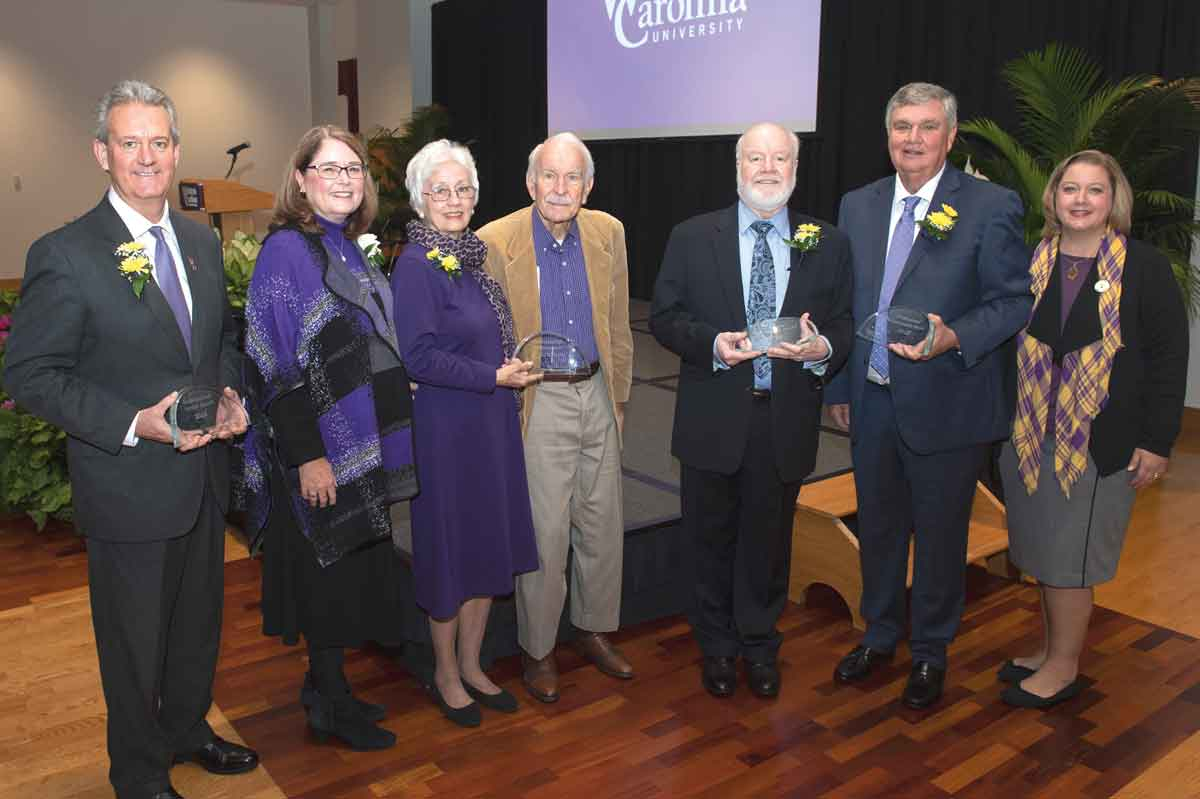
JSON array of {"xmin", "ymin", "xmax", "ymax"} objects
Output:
[{"xmin": 178, "ymin": 178, "xmax": 273, "ymax": 239}]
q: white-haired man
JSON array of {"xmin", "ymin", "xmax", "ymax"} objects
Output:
[
  {"xmin": 478, "ymin": 132, "xmax": 634, "ymax": 703},
  {"xmin": 651, "ymin": 122, "xmax": 853, "ymax": 698}
]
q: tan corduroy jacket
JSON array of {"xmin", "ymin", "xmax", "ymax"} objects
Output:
[{"xmin": 477, "ymin": 205, "xmax": 633, "ymax": 438}]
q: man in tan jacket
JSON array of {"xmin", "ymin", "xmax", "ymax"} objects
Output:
[{"xmin": 478, "ymin": 132, "xmax": 634, "ymax": 703}]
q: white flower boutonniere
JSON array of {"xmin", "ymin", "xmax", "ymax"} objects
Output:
[
  {"xmin": 918, "ymin": 203, "xmax": 958, "ymax": 241},
  {"xmin": 115, "ymin": 241, "xmax": 153, "ymax": 298},
  {"xmin": 358, "ymin": 233, "xmax": 388, "ymax": 270}
]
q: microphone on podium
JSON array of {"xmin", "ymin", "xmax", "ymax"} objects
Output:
[{"xmin": 224, "ymin": 141, "xmax": 251, "ymax": 179}]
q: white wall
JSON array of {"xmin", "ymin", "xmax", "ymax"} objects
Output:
[
  {"xmin": 357, "ymin": 0, "xmax": 413, "ymax": 133},
  {"xmin": 0, "ymin": 0, "xmax": 312, "ymax": 278}
]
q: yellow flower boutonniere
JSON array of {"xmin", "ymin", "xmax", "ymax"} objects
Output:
[
  {"xmin": 426, "ymin": 247, "xmax": 461, "ymax": 279},
  {"xmin": 115, "ymin": 241, "xmax": 153, "ymax": 298},
  {"xmin": 918, "ymin": 203, "xmax": 958, "ymax": 241},
  {"xmin": 784, "ymin": 222, "xmax": 822, "ymax": 252}
]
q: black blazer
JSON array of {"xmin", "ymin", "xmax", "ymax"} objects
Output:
[
  {"xmin": 650, "ymin": 204, "xmax": 853, "ymax": 482},
  {"xmin": 5, "ymin": 198, "xmax": 241, "ymax": 542},
  {"xmin": 1025, "ymin": 237, "xmax": 1188, "ymax": 475}
]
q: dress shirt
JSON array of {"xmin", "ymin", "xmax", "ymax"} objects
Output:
[
  {"xmin": 108, "ymin": 188, "xmax": 194, "ymax": 446},
  {"xmin": 886, "ymin": 163, "xmax": 946, "ymax": 258},
  {"xmin": 713, "ymin": 201, "xmax": 831, "ymax": 376},
  {"xmin": 531, "ymin": 208, "xmax": 600, "ymax": 364}
]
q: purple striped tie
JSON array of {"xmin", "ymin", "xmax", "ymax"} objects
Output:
[
  {"xmin": 869, "ymin": 196, "xmax": 920, "ymax": 380},
  {"xmin": 150, "ymin": 226, "xmax": 192, "ymax": 358}
]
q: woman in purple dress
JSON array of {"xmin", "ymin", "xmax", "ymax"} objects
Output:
[{"xmin": 391, "ymin": 140, "xmax": 540, "ymax": 727}]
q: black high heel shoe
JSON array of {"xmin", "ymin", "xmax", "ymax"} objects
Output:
[
  {"xmin": 306, "ymin": 688, "xmax": 396, "ymax": 750},
  {"xmin": 301, "ymin": 671, "xmax": 387, "ymax": 722},
  {"xmin": 427, "ymin": 682, "xmax": 482, "ymax": 728}
]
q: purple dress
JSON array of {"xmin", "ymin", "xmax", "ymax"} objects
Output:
[{"xmin": 391, "ymin": 241, "xmax": 538, "ymax": 619}]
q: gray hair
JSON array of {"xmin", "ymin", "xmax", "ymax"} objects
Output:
[
  {"xmin": 527, "ymin": 132, "xmax": 595, "ymax": 183},
  {"xmin": 884, "ymin": 82, "xmax": 958, "ymax": 131},
  {"xmin": 94, "ymin": 79, "xmax": 180, "ymax": 144},
  {"xmin": 405, "ymin": 138, "xmax": 480, "ymax": 218},
  {"xmin": 734, "ymin": 122, "xmax": 800, "ymax": 163}
]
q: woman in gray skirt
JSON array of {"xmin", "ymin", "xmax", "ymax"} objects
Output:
[{"xmin": 998, "ymin": 150, "xmax": 1189, "ymax": 708}]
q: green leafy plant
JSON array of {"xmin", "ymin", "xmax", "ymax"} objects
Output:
[
  {"xmin": 222, "ymin": 230, "xmax": 262, "ymax": 311},
  {"xmin": 0, "ymin": 289, "xmax": 72, "ymax": 529},
  {"xmin": 953, "ymin": 43, "xmax": 1200, "ymax": 315},
  {"xmin": 366, "ymin": 104, "xmax": 452, "ymax": 245}
]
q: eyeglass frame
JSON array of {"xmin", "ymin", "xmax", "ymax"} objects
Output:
[
  {"xmin": 423, "ymin": 185, "xmax": 478, "ymax": 203},
  {"xmin": 306, "ymin": 162, "xmax": 367, "ymax": 181}
]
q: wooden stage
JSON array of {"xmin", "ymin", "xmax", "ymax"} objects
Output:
[{"xmin": 2, "ymin": 410, "xmax": 1199, "ymax": 798}]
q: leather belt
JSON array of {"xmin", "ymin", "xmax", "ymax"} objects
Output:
[
  {"xmin": 749, "ymin": 388, "xmax": 771, "ymax": 400},
  {"xmin": 541, "ymin": 360, "xmax": 601, "ymax": 384}
]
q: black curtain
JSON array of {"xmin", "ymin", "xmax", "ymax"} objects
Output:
[{"xmin": 433, "ymin": 0, "xmax": 1200, "ymax": 300}]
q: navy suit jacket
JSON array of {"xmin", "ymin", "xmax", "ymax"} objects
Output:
[
  {"xmin": 825, "ymin": 166, "xmax": 1032, "ymax": 453},
  {"xmin": 5, "ymin": 197, "xmax": 240, "ymax": 542},
  {"xmin": 651, "ymin": 204, "xmax": 853, "ymax": 482}
]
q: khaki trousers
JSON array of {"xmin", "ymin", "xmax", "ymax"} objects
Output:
[{"xmin": 517, "ymin": 369, "xmax": 624, "ymax": 659}]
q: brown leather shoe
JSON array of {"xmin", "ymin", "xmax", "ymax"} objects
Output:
[
  {"xmin": 573, "ymin": 632, "xmax": 634, "ymax": 680},
  {"xmin": 522, "ymin": 650, "xmax": 559, "ymax": 703}
]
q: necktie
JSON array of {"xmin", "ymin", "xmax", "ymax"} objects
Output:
[
  {"xmin": 869, "ymin": 196, "xmax": 920, "ymax": 380},
  {"xmin": 150, "ymin": 226, "xmax": 192, "ymax": 358},
  {"xmin": 746, "ymin": 221, "xmax": 776, "ymax": 389}
]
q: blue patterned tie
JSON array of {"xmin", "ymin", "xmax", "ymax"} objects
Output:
[
  {"xmin": 150, "ymin": 226, "xmax": 192, "ymax": 359},
  {"xmin": 747, "ymin": 221, "xmax": 776, "ymax": 389},
  {"xmin": 869, "ymin": 196, "xmax": 920, "ymax": 381}
]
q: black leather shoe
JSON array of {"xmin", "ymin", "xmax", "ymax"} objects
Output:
[
  {"xmin": 701, "ymin": 656, "xmax": 737, "ymax": 698},
  {"xmin": 464, "ymin": 681, "xmax": 519, "ymax": 714},
  {"xmin": 834, "ymin": 645, "xmax": 895, "ymax": 684},
  {"xmin": 428, "ymin": 682, "xmax": 482, "ymax": 728},
  {"xmin": 307, "ymin": 690, "xmax": 397, "ymax": 750},
  {"xmin": 745, "ymin": 661, "xmax": 781, "ymax": 698},
  {"xmin": 149, "ymin": 789, "xmax": 184, "ymax": 799},
  {"xmin": 172, "ymin": 736, "xmax": 259, "ymax": 775},
  {"xmin": 1001, "ymin": 679, "xmax": 1081, "ymax": 709},
  {"xmin": 301, "ymin": 671, "xmax": 387, "ymax": 722},
  {"xmin": 901, "ymin": 662, "xmax": 945, "ymax": 710},
  {"xmin": 997, "ymin": 660, "xmax": 1036, "ymax": 685}
]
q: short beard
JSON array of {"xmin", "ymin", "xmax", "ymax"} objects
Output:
[{"xmin": 737, "ymin": 176, "xmax": 795, "ymax": 216}]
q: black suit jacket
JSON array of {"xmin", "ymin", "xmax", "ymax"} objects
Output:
[
  {"xmin": 1026, "ymin": 238, "xmax": 1188, "ymax": 475},
  {"xmin": 5, "ymin": 197, "xmax": 240, "ymax": 542},
  {"xmin": 650, "ymin": 204, "xmax": 853, "ymax": 482}
]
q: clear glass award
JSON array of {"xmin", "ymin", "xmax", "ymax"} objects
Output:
[
  {"xmin": 168, "ymin": 386, "xmax": 238, "ymax": 447},
  {"xmin": 748, "ymin": 316, "xmax": 814, "ymax": 351},
  {"xmin": 856, "ymin": 307, "xmax": 935, "ymax": 355},
  {"xmin": 513, "ymin": 331, "xmax": 590, "ymax": 377}
]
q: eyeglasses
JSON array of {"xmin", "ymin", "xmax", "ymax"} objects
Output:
[
  {"xmin": 307, "ymin": 162, "xmax": 366, "ymax": 181},
  {"xmin": 423, "ymin": 185, "xmax": 477, "ymax": 202}
]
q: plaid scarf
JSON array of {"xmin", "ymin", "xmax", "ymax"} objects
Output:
[{"xmin": 1012, "ymin": 228, "xmax": 1125, "ymax": 498}]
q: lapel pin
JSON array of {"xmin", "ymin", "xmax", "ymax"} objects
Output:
[{"xmin": 1094, "ymin": 279, "xmax": 1111, "ymax": 293}]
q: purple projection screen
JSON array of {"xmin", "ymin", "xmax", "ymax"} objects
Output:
[{"xmin": 547, "ymin": 0, "xmax": 822, "ymax": 140}]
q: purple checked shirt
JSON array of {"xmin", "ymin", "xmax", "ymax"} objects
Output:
[{"xmin": 532, "ymin": 208, "xmax": 600, "ymax": 364}]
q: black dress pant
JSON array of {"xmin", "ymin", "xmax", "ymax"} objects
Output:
[
  {"xmin": 86, "ymin": 486, "xmax": 225, "ymax": 799},
  {"xmin": 682, "ymin": 397, "xmax": 802, "ymax": 663}
]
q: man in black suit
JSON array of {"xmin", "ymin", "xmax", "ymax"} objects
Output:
[
  {"xmin": 651, "ymin": 122, "xmax": 853, "ymax": 699},
  {"xmin": 4, "ymin": 80, "xmax": 257, "ymax": 799}
]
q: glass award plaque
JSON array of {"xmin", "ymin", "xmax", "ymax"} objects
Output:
[
  {"xmin": 167, "ymin": 386, "xmax": 242, "ymax": 446},
  {"xmin": 513, "ymin": 331, "xmax": 590, "ymax": 377},
  {"xmin": 748, "ymin": 316, "xmax": 814, "ymax": 351},
  {"xmin": 856, "ymin": 307, "xmax": 935, "ymax": 355}
]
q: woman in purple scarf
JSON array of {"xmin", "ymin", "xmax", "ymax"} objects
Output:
[
  {"xmin": 242, "ymin": 126, "xmax": 417, "ymax": 749},
  {"xmin": 391, "ymin": 140, "xmax": 539, "ymax": 728}
]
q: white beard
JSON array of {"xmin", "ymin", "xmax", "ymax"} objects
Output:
[{"xmin": 737, "ymin": 176, "xmax": 795, "ymax": 215}]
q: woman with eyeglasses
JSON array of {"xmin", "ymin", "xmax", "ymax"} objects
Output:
[
  {"xmin": 242, "ymin": 125, "xmax": 417, "ymax": 749},
  {"xmin": 390, "ymin": 139, "xmax": 539, "ymax": 727}
]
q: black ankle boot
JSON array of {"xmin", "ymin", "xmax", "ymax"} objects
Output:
[
  {"xmin": 300, "ymin": 671, "xmax": 387, "ymax": 723},
  {"xmin": 306, "ymin": 688, "xmax": 396, "ymax": 751}
]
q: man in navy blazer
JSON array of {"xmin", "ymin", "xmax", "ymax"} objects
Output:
[
  {"xmin": 653, "ymin": 122, "xmax": 853, "ymax": 699},
  {"xmin": 825, "ymin": 83, "xmax": 1031, "ymax": 709},
  {"xmin": 4, "ymin": 81, "xmax": 256, "ymax": 799}
]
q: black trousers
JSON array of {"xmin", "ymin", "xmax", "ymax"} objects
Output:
[
  {"xmin": 681, "ymin": 397, "xmax": 802, "ymax": 663},
  {"xmin": 852, "ymin": 381, "xmax": 988, "ymax": 667},
  {"xmin": 86, "ymin": 486, "xmax": 225, "ymax": 799}
]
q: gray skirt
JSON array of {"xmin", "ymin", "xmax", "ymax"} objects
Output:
[{"xmin": 998, "ymin": 438, "xmax": 1136, "ymax": 587}]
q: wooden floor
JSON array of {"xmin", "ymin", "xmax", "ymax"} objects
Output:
[{"xmin": 2, "ymin": 409, "xmax": 1199, "ymax": 798}]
